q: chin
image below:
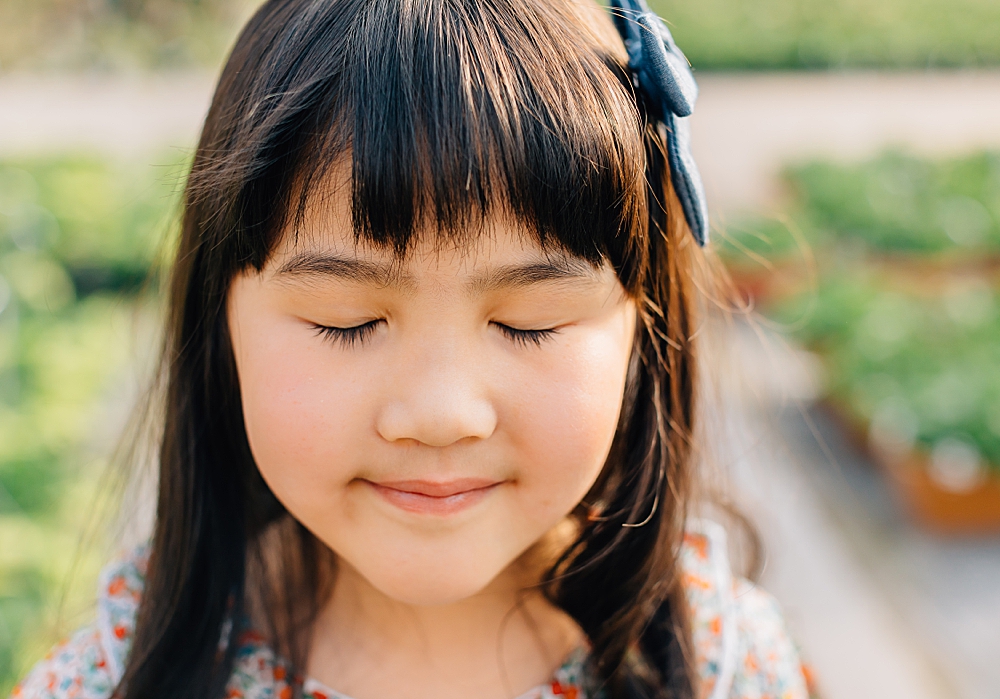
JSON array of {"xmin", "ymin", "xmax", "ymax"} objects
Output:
[{"xmin": 360, "ymin": 557, "xmax": 511, "ymax": 607}]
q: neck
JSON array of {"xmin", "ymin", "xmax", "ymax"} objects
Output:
[{"xmin": 307, "ymin": 556, "xmax": 583, "ymax": 699}]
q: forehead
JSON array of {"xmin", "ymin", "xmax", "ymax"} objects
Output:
[{"xmin": 267, "ymin": 171, "xmax": 606, "ymax": 283}]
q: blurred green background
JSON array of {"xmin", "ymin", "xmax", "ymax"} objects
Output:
[
  {"xmin": 655, "ymin": 0, "xmax": 1000, "ymax": 69},
  {"xmin": 1, "ymin": 0, "xmax": 1000, "ymax": 72},
  {"xmin": 2, "ymin": 0, "xmax": 1000, "ymax": 694},
  {"xmin": 0, "ymin": 157, "xmax": 180, "ymax": 689},
  {"xmin": 722, "ymin": 152, "xmax": 1000, "ymax": 479}
]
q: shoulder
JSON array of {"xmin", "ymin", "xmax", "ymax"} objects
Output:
[
  {"xmin": 680, "ymin": 520, "xmax": 810, "ymax": 699},
  {"xmin": 8, "ymin": 627, "xmax": 114, "ymax": 699},
  {"xmin": 9, "ymin": 545, "xmax": 295, "ymax": 699},
  {"xmin": 8, "ymin": 546, "xmax": 149, "ymax": 699}
]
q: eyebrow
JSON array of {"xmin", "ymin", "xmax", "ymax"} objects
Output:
[
  {"xmin": 276, "ymin": 252, "xmax": 415, "ymax": 290},
  {"xmin": 467, "ymin": 257, "xmax": 601, "ymax": 294},
  {"xmin": 274, "ymin": 250, "xmax": 601, "ymax": 294}
]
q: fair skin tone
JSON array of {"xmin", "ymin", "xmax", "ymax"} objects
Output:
[{"xmin": 227, "ymin": 180, "xmax": 637, "ymax": 699}]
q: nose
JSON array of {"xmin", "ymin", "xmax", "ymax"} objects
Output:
[{"xmin": 375, "ymin": 342, "xmax": 498, "ymax": 447}]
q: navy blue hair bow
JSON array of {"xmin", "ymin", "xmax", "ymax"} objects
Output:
[{"xmin": 609, "ymin": 0, "xmax": 709, "ymax": 246}]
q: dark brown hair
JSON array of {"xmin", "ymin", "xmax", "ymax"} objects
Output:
[{"xmin": 120, "ymin": 0, "xmax": 706, "ymax": 697}]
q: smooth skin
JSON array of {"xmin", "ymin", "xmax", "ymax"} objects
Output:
[{"xmin": 227, "ymin": 179, "xmax": 637, "ymax": 699}]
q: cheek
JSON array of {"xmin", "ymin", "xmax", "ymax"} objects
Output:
[
  {"xmin": 500, "ymin": 326, "xmax": 632, "ymax": 521},
  {"xmin": 232, "ymin": 312, "xmax": 372, "ymax": 499}
]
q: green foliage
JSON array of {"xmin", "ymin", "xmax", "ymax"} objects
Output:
[
  {"xmin": 789, "ymin": 152, "xmax": 1000, "ymax": 253},
  {"xmin": 0, "ymin": 568, "xmax": 47, "ymax": 686},
  {"xmin": 0, "ymin": 0, "xmax": 255, "ymax": 72},
  {"xmin": 651, "ymin": 0, "xmax": 1000, "ymax": 69},
  {"xmin": 777, "ymin": 274, "xmax": 1000, "ymax": 469},
  {"xmin": 0, "ymin": 157, "xmax": 181, "ymax": 291},
  {"xmin": 0, "ymin": 155, "xmax": 179, "ymax": 693},
  {"xmin": 719, "ymin": 151, "xmax": 1000, "ymax": 261},
  {"xmin": 732, "ymin": 151, "xmax": 1000, "ymax": 475},
  {"xmin": 3, "ymin": 0, "xmax": 1000, "ymax": 72}
]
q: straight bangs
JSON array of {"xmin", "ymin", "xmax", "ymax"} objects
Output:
[{"xmin": 188, "ymin": 0, "xmax": 650, "ymax": 292}]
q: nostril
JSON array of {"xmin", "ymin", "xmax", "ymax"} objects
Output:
[{"xmin": 375, "ymin": 397, "xmax": 497, "ymax": 447}]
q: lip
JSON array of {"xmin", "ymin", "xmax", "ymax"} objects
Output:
[{"xmin": 365, "ymin": 478, "xmax": 503, "ymax": 516}]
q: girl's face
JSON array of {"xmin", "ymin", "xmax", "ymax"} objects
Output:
[{"xmin": 228, "ymin": 183, "xmax": 636, "ymax": 606}]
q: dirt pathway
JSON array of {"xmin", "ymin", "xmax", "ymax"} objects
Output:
[{"xmin": 693, "ymin": 71, "xmax": 1000, "ymax": 215}]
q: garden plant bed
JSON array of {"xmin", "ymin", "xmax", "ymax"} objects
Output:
[
  {"xmin": 730, "ymin": 151, "xmax": 1000, "ymax": 536},
  {"xmin": 883, "ymin": 451, "xmax": 1000, "ymax": 535},
  {"xmin": 0, "ymin": 155, "xmax": 180, "ymax": 691},
  {"xmin": 820, "ymin": 400, "xmax": 1000, "ymax": 535}
]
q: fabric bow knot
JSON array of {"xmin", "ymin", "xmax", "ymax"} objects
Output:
[{"xmin": 609, "ymin": 0, "xmax": 709, "ymax": 246}]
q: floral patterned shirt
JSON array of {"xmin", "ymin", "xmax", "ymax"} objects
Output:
[{"xmin": 10, "ymin": 521, "xmax": 813, "ymax": 699}]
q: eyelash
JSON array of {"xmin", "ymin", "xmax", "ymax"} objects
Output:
[
  {"xmin": 311, "ymin": 320, "xmax": 558, "ymax": 348},
  {"xmin": 311, "ymin": 319, "xmax": 383, "ymax": 348},
  {"xmin": 491, "ymin": 322, "xmax": 559, "ymax": 348}
]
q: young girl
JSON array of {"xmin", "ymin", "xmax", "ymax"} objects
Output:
[{"xmin": 12, "ymin": 0, "xmax": 812, "ymax": 698}]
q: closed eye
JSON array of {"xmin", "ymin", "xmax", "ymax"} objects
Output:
[
  {"xmin": 311, "ymin": 319, "xmax": 384, "ymax": 348},
  {"xmin": 491, "ymin": 322, "xmax": 559, "ymax": 348}
]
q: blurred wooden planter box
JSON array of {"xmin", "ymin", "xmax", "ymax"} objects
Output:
[
  {"xmin": 883, "ymin": 453, "xmax": 1000, "ymax": 535},
  {"xmin": 820, "ymin": 401, "xmax": 1000, "ymax": 535},
  {"xmin": 725, "ymin": 260, "xmax": 812, "ymax": 308},
  {"xmin": 727, "ymin": 252, "xmax": 1000, "ymax": 308}
]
